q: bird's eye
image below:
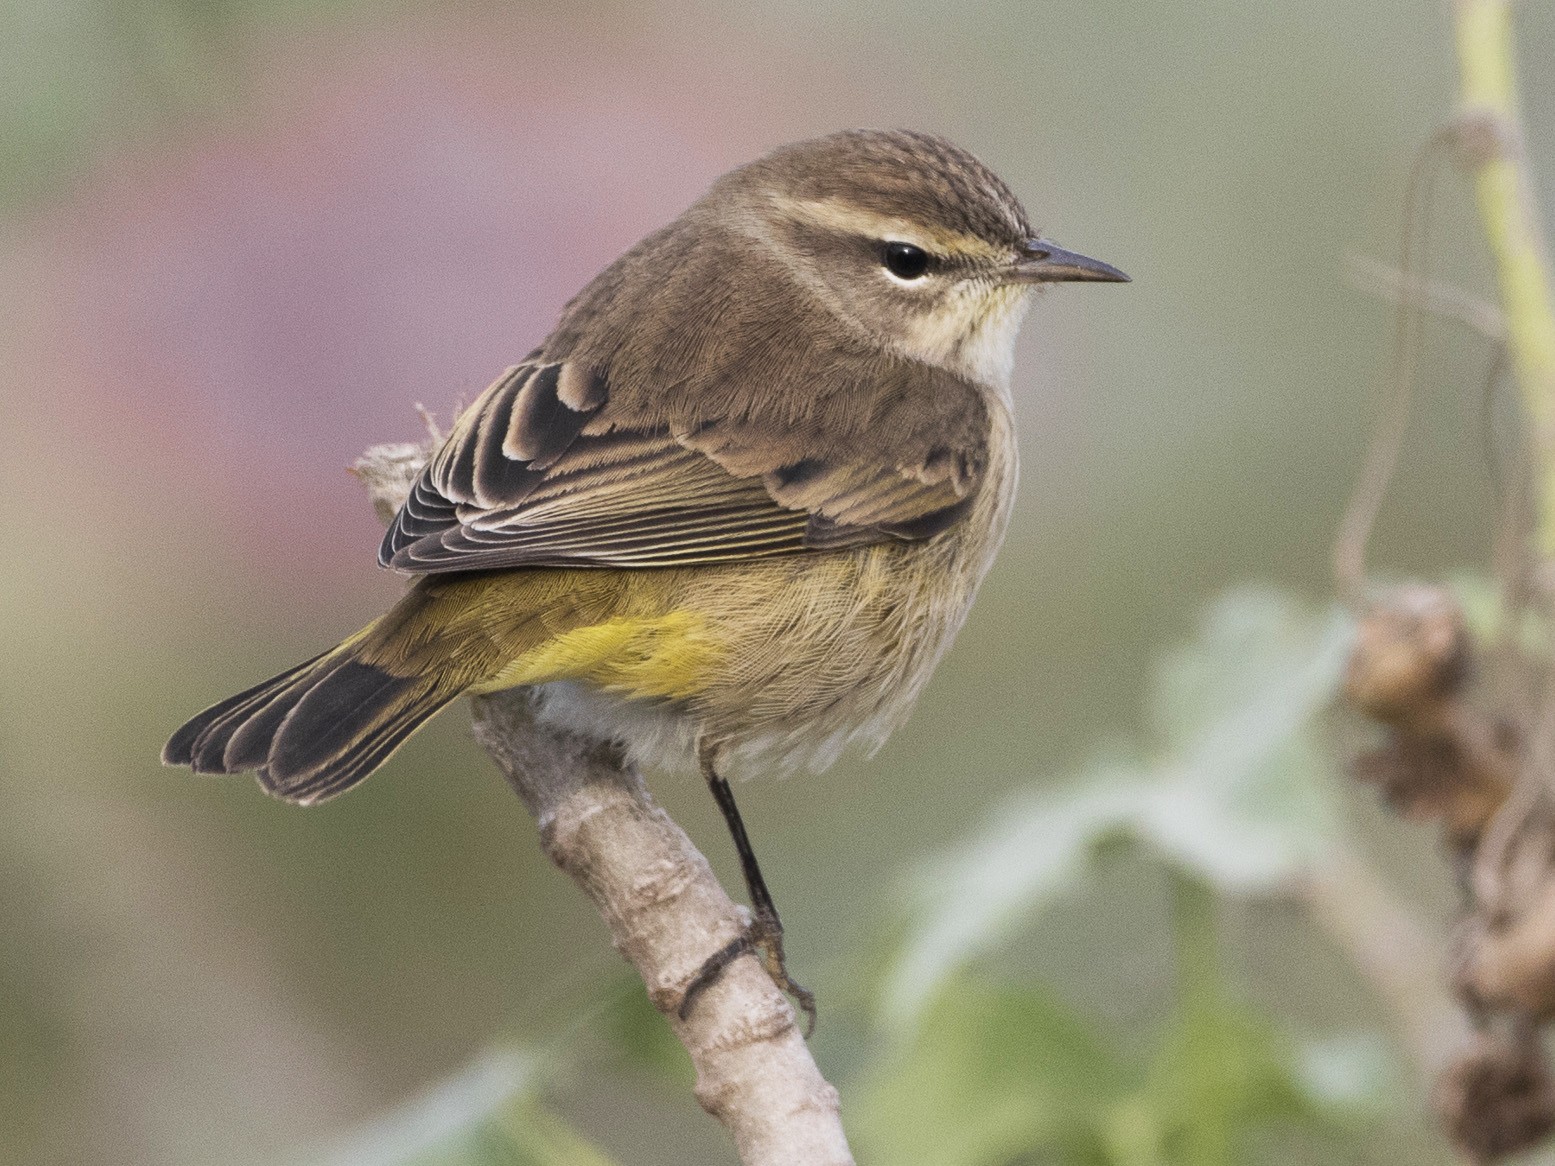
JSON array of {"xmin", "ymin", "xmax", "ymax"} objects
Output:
[{"xmin": 882, "ymin": 241, "xmax": 931, "ymax": 280}]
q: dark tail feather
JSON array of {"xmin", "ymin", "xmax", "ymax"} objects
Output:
[
  {"xmin": 266, "ymin": 687, "xmax": 454, "ymax": 804},
  {"xmin": 163, "ymin": 650, "xmax": 332, "ymax": 769},
  {"xmin": 164, "ymin": 645, "xmax": 459, "ymax": 805}
]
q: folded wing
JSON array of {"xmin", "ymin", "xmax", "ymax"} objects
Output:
[{"xmin": 380, "ymin": 353, "xmax": 990, "ymax": 573}]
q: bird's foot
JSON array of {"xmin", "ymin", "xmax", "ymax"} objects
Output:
[{"xmin": 678, "ymin": 909, "xmax": 817, "ymax": 1037}]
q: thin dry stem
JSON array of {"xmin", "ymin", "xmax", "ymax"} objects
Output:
[
  {"xmin": 1333, "ymin": 129, "xmax": 1453, "ymax": 606},
  {"xmin": 1302, "ymin": 845, "xmax": 1473, "ymax": 1076},
  {"xmin": 1345, "ymin": 253, "xmax": 1506, "ymax": 341}
]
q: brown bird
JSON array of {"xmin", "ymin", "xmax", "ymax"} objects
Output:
[{"xmin": 164, "ymin": 128, "xmax": 1128, "ymax": 1027}]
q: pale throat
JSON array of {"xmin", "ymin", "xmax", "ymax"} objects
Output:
[{"xmin": 900, "ymin": 282, "xmax": 1032, "ymax": 396}]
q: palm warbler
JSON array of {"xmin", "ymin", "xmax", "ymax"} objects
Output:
[{"xmin": 165, "ymin": 128, "xmax": 1128, "ymax": 1026}]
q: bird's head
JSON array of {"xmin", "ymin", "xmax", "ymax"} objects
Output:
[{"xmin": 708, "ymin": 128, "xmax": 1128, "ymax": 391}]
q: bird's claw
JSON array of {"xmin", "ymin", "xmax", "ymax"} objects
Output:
[{"xmin": 678, "ymin": 912, "xmax": 816, "ymax": 1037}]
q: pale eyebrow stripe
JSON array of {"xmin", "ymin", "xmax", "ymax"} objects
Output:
[{"xmin": 766, "ymin": 195, "xmax": 1006, "ymax": 260}]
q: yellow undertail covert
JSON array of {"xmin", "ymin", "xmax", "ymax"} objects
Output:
[{"xmin": 470, "ymin": 611, "xmax": 724, "ymax": 700}]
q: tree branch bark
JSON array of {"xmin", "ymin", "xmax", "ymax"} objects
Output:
[{"xmin": 353, "ymin": 439, "xmax": 855, "ymax": 1166}]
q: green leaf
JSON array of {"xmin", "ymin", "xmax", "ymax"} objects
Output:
[
  {"xmin": 316, "ymin": 1049, "xmax": 620, "ymax": 1166},
  {"xmin": 862, "ymin": 884, "xmax": 1363, "ymax": 1166},
  {"xmin": 1130, "ymin": 876, "xmax": 1314, "ymax": 1166},
  {"xmin": 881, "ymin": 766, "xmax": 1147, "ymax": 1025},
  {"xmin": 1135, "ymin": 589, "xmax": 1353, "ymax": 891},
  {"xmin": 883, "ymin": 588, "xmax": 1353, "ymax": 1027},
  {"xmin": 1134, "ymin": 1002, "xmax": 1311, "ymax": 1166},
  {"xmin": 852, "ymin": 976, "xmax": 1129, "ymax": 1166}
]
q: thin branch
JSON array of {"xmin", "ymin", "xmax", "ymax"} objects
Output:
[
  {"xmin": 1332, "ymin": 129, "xmax": 1452, "ymax": 606},
  {"xmin": 1345, "ymin": 252, "xmax": 1506, "ymax": 341},
  {"xmin": 474, "ymin": 693, "xmax": 852, "ymax": 1164},
  {"xmin": 1299, "ymin": 843, "xmax": 1473, "ymax": 1078},
  {"xmin": 352, "ymin": 440, "xmax": 855, "ymax": 1166}
]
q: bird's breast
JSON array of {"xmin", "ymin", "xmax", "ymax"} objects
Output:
[{"xmin": 529, "ymin": 395, "xmax": 1019, "ymax": 779}]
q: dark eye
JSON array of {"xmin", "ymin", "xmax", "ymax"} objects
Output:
[{"xmin": 882, "ymin": 241, "xmax": 931, "ymax": 280}]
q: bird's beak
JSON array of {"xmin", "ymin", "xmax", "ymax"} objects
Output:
[{"xmin": 1010, "ymin": 239, "xmax": 1130, "ymax": 284}]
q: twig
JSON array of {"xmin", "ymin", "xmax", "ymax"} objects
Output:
[
  {"xmin": 1300, "ymin": 843, "xmax": 1472, "ymax": 1078},
  {"xmin": 1345, "ymin": 253, "xmax": 1506, "ymax": 341},
  {"xmin": 1300, "ymin": 852, "xmax": 1498, "ymax": 1166},
  {"xmin": 1332, "ymin": 129, "xmax": 1452, "ymax": 606},
  {"xmin": 352, "ymin": 440, "xmax": 855, "ymax": 1166}
]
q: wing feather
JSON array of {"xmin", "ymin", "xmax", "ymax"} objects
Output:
[{"xmin": 380, "ymin": 353, "xmax": 991, "ymax": 573}]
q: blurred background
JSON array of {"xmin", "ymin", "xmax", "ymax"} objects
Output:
[{"xmin": 4, "ymin": 2, "xmax": 1552, "ymax": 1164}]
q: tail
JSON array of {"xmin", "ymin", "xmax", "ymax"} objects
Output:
[
  {"xmin": 163, "ymin": 580, "xmax": 510, "ymax": 804},
  {"xmin": 164, "ymin": 572, "xmax": 692, "ymax": 802}
]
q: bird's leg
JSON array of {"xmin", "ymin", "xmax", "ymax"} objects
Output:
[{"xmin": 679, "ymin": 745, "xmax": 817, "ymax": 1036}]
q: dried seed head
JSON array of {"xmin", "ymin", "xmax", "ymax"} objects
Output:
[
  {"xmin": 1345, "ymin": 585, "xmax": 1470, "ymax": 724},
  {"xmin": 1435, "ymin": 1028, "xmax": 1555, "ymax": 1163}
]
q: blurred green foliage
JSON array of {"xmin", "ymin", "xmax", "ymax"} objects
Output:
[
  {"xmin": 345, "ymin": 908, "xmax": 1364, "ymax": 1166},
  {"xmin": 857, "ymin": 977, "xmax": 1137, "ymax": 1165},
  {"xmin": 855, "ymin": 889, "xmax": 1333, "ymax": 1166},
  {"xmin": 884, "ymin": 590, "xmax": 1351, "ymax": 1024},
  {"xmin": 329, "ymin": 588, "xmax": 1401, "ymax": 1166},
  {"xmin": 320, "ymin": 1051, "xmax": 620, "ymax": 1166}
]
